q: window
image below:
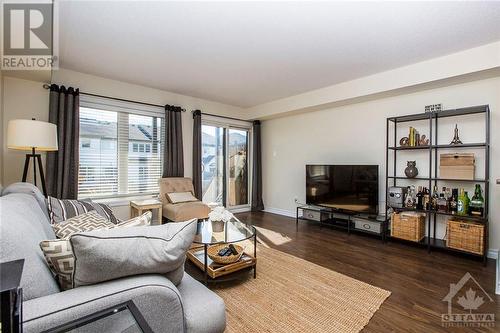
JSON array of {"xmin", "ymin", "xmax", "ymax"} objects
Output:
[{"xmin": 78, "ymin": 97, "xmax": 164, "ymax": 199}]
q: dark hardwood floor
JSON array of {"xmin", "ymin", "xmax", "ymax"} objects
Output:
[{"xmin": 235, "ymin": 211, "xmax": 499, "ymax": 333}]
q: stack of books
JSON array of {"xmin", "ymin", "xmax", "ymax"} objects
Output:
[{"xmin": 408, "ymin": 127, "xmax": 421, "ymax": 147}]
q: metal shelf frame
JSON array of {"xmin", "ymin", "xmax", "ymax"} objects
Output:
[{"xmin": 385, "ymin": 105, "xmax": 490, "ymax": 264}]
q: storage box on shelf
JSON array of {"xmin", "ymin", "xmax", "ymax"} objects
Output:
[
  {"xmin": 390, "ymin": 212, "xmax": 426, "ymax": 242},
  {"xmin": 446, "ymin": 219, "xmax": 485, "ymax": 255},
  {"xmin": 439, "ymin": 153, "xmax": 475, "ymax": 180}
]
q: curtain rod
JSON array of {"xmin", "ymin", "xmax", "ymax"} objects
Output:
[
  {"xmin": 42, "ymin": 83, "xmax": 186, "ymax": 112},
  {"xmin": 195, "ymin": 111, "xmax": 253, "ymax": 123}
]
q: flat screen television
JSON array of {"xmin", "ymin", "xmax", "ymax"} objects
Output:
[{"xmin": 306, "ymin": 165, "xmax": 379, "ymax": 214}]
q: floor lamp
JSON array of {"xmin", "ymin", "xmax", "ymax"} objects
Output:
[{"xmin": 7, "ymin": 119, "xmax": 58, "ymax": 196}]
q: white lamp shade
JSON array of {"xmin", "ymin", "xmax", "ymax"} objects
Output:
[{"xmin": 7, "ymin": 119, "xmax": 58, "ymax": 151}]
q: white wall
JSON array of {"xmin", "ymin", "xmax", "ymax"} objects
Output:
[
  {"xmin": 261, "ymin": 76, "xmax": 500, "ymax": 253},
  {"xmin": 1, "ymin": 77, "xmax": 50, "ymax": 188},
  {"xmin": 1, "ymin": 68, "xmax": 244, "ymax": 218}
]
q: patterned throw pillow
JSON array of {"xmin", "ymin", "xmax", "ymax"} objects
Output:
[
  {"xmin": 52, "ymin": 210, "xmax": 115, "ymax": 239},
  {"xmin": 116, "ymin": 211, "xmax": 152, "ymax": 228},
  {"xmin": 39, "ymin": 239, "xmax": 75, "ymax": 290},
  {"xmin": 47, "ymin": 196, "xmax": 119, "ymax": 224}
]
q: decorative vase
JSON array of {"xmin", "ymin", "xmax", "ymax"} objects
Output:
[
  {"xmin": 405, "ymin": 161, "xmax": 419, "ymax": 178},
  {"xmin": 211, "ymin": 220, "xmax": 225, "ymax": 232}
]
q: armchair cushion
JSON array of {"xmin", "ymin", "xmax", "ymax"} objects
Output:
[
  {"xmin": 167, "ymin": 191, "xmax": 198, "ymax": 204},
  {"xmin": 163, "ymin": 201, "xmax": 211, "ymax": 221}
]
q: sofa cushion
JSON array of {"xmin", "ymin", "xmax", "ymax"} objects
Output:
[
  {"xmin": 47, "ymin": 197, "xmax": 119, "ymax": 224},
  {"xmin": 40, "ymin": 219, "xmax": 196, "ymax": 290},
  {"xmin": 2, "ymin": 182, "xmax": 50, "ymax": 221},
  {"xmin": 52, "ymin": 210, "xmax": 115, "ymax": 239},
  {"xmin": 0, "ymin": 193, "xmax": 60, "ymax": 300},
  {"xmin": 177, "ymin": 274, "xmax": 226, "ymax": 333},
  {"xmin": 70, "ymin": 219, "xmax": 197, "ymax": 287},
  {"xmin": 163, "ymin": 201, "xmax": 211, "ymax": 221}
]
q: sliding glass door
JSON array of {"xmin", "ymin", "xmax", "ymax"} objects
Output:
[
  {"xmin": 201, "ymin": 123, "xmax": 250, "ymax": 209},
  {"xmin": 201, "ymin": 125, "xmax": 224, "ymax": 204},
  {"xmin": 228, "ymin": 128, "xmax": 248, "ymax": 206}
]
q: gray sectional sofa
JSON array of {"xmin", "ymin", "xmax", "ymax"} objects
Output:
[{"xmin": 0, "ymin": 183, "xmax": 226, "ymax": 333}]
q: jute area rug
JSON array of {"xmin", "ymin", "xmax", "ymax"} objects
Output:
[{"xmin": 213, "ymin": 247, "xmax": 391, "ymax": 333}]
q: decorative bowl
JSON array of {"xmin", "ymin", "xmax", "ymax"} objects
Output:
[{"xmin": 207, "ymin": 243, "xmax": 244, "ymax": 264}]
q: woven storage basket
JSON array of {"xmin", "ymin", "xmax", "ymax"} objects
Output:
[
  {"xmin": 446, "ymin": 219, "xmax": 484, "ymax": 255},
  {"xmin": 391, "ymin": 212, "xmax": 425, "ymax": 242},
  {"xmin": 207, "ymin": 243, "xmax": 244, "ymax": 264}
]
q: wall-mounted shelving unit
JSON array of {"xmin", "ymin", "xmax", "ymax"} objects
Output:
[{"xmin": 385, "ymin": 105, "xmax": 490, "ymax": 264}]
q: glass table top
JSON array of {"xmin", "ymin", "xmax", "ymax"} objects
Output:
[{"xmin": 193, "ymin": 218, "xmax": 256, "ymax": 245}]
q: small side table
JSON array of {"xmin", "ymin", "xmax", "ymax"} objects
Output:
[{"xmin": 130, "ymin": 199, "xmax": 163, "ymax": 225}]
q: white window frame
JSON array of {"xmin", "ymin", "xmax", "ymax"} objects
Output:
[{"xmin": 79, "ymin": 95, "xmax": 164, "ymax": 200}]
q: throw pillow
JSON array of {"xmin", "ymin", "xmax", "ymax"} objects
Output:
[
  {"xmin": 47, "ymin": 196, "xmax": 119, "ymax": 224},
  {"xmin": 166, "ymin": 192, "xmax": 198, "ymax": 204},
  {"xmin": 52, "ymin": 210, "xmax": 115, "ymax": 239},
  {"xmin": 116, "ymin": 211, "xmax": 152, "ymax": 228},
  {"xmin": 39, "ymin": 219, "xmax": 196, "ymax": 290},
  {"xmin": 39, "ymin": 239, "xmax": 75, "ymax": 290}
]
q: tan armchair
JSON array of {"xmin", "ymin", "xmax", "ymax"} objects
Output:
[{"xmin": 158, "ymin": 177, "xmax": 210, "ymax": 222}]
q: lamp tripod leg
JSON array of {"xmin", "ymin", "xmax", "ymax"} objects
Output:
[{"xmin": 36, "ymin": 155, "xmax": 48, "ymax": 197}]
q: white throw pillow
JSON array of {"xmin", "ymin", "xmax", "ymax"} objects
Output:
[{"xmin": 166, "ymin": 191, "xmax": 198, "ymax": 204}]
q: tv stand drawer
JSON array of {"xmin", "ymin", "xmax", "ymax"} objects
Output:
[
  {"xmin": 301, "ymin": 210, "xmax": 327, "ymax": 222},
  {"xmin": 353, "ymin": 219, "xmax": 381, "ymax": 234}
]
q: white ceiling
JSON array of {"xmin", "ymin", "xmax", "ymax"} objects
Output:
[{"xmin": 58, "ymin": 1, "xmax": 500, "ymax": 108}]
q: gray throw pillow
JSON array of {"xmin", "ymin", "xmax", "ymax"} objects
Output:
[
  {"xmin": 47, "ymin": 196, "xmax": 119, "ymax": 224},
  {"xmin": 69, "ymin": 219, "xmax": 197, "ymax": 288}
]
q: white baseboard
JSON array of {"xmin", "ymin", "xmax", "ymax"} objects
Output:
[
  {"xmin": 264, "ymin": 207, "xmax": 499, "ymax": 261},
  {"xmin": 263, "ymin": 207, "xmax": 296, "ymax": 218},
  {"xmin": 230, "ymin": 206, "xmax": 251, "ymax": 214}
]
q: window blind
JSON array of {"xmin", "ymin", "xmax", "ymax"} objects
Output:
[{"xmin": 78, "ymin": 98, "xmax": 164, "ymax": 199}]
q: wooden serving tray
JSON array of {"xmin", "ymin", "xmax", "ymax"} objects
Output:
[{"xmin": 187, "ymin": 246, "xmax": 256, "ymax": 279}]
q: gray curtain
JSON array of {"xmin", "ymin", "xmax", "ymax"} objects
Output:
[
  {"xmin": 251, "ymin": 120, "xmax": 264, "ymax": 211},
  {"xmin": 192, "ymin": 110, "xmax": 202, "ymax": 199},
  {"xmin": 46, "ymin": 84, "xmax": 80, "ymax": 199},
  {"xmin": 163, "ymin": 105, "xmax": 184, "ymax": 177}
]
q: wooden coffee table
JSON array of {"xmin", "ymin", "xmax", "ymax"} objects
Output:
[{"xmin": 186, "ymin": 218, "xmax": 257, "ymax": 285}]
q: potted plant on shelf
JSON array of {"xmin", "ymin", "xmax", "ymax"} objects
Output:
[{"xmin": 209, "ymin": 206, "xmax": 234, "ymax": 232}]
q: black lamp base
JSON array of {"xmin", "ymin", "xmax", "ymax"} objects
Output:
[{"xmin": 22, "ymin": 147, "xmax": 47, "ymax": 197}]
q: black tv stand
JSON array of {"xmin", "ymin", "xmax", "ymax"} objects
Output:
[{"xmin": 296, "ymin": 205, "xmax": 387, "ymax": 241}]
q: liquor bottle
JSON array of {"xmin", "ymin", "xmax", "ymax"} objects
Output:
[
  {"xmin": 416, "ymin": 186, "xmax": 424, "ymax": 210},
  {"xmin": 464, "ymin": 191, "xmax": 471, "ymax": 215},
  {"xmin": 449, "ymin": 188, "xmax": 458, "ymax": 213},
  {"xmin": 423, "ymin": 187, "xmax": 430, "ymax": 210},
  {"xmin": 437, "ymin": 193, "xmax": 448, "ymax": 213},
  {"xmin": 469, "ymin": 184, "xmax": 485, "ymax": 216},
  {"xmin": 405, "ymin": 186, "xmax": 415, "ymax": 208},
  {"xmin": 431, "ymin": 185, "xmax": 439, "ymax": 211},
  {"xmin": 457, "ymin": 189, "xmax": 470, "ymax": 216}
]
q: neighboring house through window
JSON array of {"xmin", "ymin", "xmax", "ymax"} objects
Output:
[{"xmin": 78, "ymin": 96, "xmax": 164, "ymax": 199}]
